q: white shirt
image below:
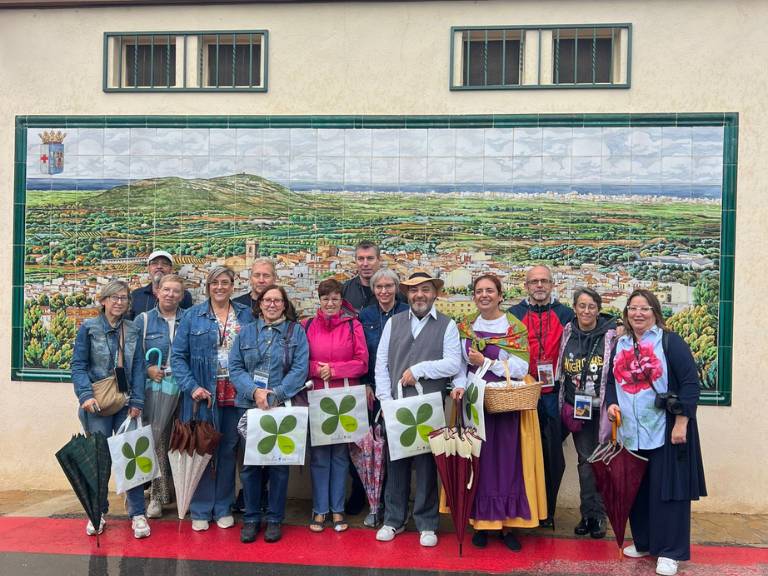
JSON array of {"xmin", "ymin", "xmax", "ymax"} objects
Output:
[
  {"xmin": 452, "ymin": 315, "xmax": 529, "ymax": 389},
  {"xmin": 374, "ymin": 305, "xmax": 462, "ymax": 401}
]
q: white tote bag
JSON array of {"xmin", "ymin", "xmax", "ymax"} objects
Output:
[
  {"xmin": 462, "ymin": 358, "xmax": 491, "ymax": 440},
  {"xmin": 107, "ymin": 415, "xmax": 160, "ymax": 494},
  {"xmin": 244, "ymin": 398, "xmax": 309, "ymax": 466},
  {"xmin": 308, "ymin": 378, "xmax": 370, "ymax": 447},
  {"xmin": 380, "ymin": 382, "xmax": 446, "ymax": 461}
]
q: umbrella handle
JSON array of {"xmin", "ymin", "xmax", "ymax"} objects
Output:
[
  {"xmin": 145, "ymin": 347, "xmax": 163, "ymax": 367},
  {"xmin": 611, "ymin": 410, "xmax": 622, "ymax": 443}
]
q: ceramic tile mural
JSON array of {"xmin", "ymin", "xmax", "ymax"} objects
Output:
[{"xmin": 16, "ymin": 117, "xmax": 730, "ymax": 399}]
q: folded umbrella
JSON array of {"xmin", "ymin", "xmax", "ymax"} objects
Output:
[
  {"xmin": 588, "ymin": 411, "xmax": 649, "ymax": 556},
  {"xmin": 349, "ymin": 411, "xmax": 386, "ymax": 517},
  {"xmin": 55, "ymin": 432, "xmax": 111, "ymax": 546},
  {"xmin": 143, "ymin": 348, "xmax": 180, "ymax": 445},
  {"xmin": 429, "ymin": 399, "xmax": 482, "ymax": 557}
]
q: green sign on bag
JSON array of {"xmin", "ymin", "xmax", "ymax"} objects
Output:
[
  {"xmin": 396, "ymin": 403, "xmax": 434, "ymax": 447},
  {"xmin": 122, "ymin": 436, "xmax": 153, "ymax": 480},
  {"xmin": 258, "ymin": 414, "xmax": 298, "ymax": 455},
  {"xmin": 465, "ymin": 382, "xmax": 480, "ymax": 426},
  {"xmin": 319, "ymin": 394, "xmax": 359, "ymax": 435}
]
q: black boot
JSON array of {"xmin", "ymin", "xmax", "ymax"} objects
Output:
[
  {"xmin": 588, "ymin": 517, "xmax": 606, "ymax": 539},
  {"xmin": 471, "ymin": 530, "xmax": 487, "ymax": 548},
  {"xmin": 574, "ymin": 517, "xmax": 589, "ymax": 536},
  {"xmin": 240, "ymin": 522, "xmax": 259, "ymax": 543},
  {"xmin": 502, "ymin": 530, "xmax": 522, "ymax": 552}
]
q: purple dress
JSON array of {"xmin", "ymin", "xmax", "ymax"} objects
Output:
[{"xmin": 468, "ymin": 332, "xmax": 532, "ymax": 526}]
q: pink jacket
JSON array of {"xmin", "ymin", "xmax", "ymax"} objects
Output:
[{"xmin": 302, "ymin": 311, "xmax": 369, "ymax": 390}]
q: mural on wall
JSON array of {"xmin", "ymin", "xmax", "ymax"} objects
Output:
[{"xmin": 19, "ymin": 118, "xmax": 726, "ymax": 395}]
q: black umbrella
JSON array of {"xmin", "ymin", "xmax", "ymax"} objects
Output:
[
  {"xmin": 537, "ymin": 401, "xmax": 565, "ymax": 528},
  {"xmin": 55, "ymin": 432, "xmax": 111, "ymax": 546}
]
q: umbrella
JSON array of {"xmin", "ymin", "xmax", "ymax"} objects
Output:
[
  {"xmin": 349, "ymin": 411, "xmax": 386, "ymax": 518},
  {"xmin": 588, "ymin": 411, "xmax": 649, "ymax": 556},
  {"xmin": 428, "ymin": 400, "xmax": 482, "ymax": 556},
  {"xmin": 168, "ymin": 399, "xmax": 223, "ymax": 521},
  {"xmin": 143, "ymin": 348, "xmax": 180, "ymax": 445},
  {"xmin": 538, "ymin": 397, "xmax": 566, "ymax": 528},
  {"xmin": 55, "ymin": 432, "xmax": 111, "ymax": 546}
]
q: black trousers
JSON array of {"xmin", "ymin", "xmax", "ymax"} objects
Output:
[{"xmin": 631, "ymin": 447, "xmax": 691, "ymax": 561}]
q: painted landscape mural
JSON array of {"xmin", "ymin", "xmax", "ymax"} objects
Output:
[{"xmin": 19, "ymin": 120, "xmax": 726, "ymax": 394}]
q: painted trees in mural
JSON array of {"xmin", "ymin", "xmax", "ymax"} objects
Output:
[{"xmin": 21, "ymin": 124, "xmax": 725, "ymax": 393}]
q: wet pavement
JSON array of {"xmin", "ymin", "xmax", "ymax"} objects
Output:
[{"xmin": 0, "ymin": 491, "xmax": 766, "ymax": 575}]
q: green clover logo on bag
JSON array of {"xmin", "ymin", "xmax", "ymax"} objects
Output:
[
  {"xmin": 257, "ymin": 414, "xmax": 297, "ymax": 455},
  {"xmin": 122, "ymin": 436, "xmax": 153, "ymax": 480},
  {"xmin": 396, "ymin": 403, "xmax": 434, "ymax": 447},
  {"xmin": 320, "ymin": 395, "xmax": 358, "ymax": 435},
  {"xmin": 465, "ymin": 382, "xmax": 480, "ymax": 425}
]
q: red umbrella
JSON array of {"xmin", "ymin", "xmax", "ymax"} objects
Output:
[
  {"xmin": 588, "ymin": 411, "xmax": 649, "ymax": 556},
  {"xmin": 428, "ymin": 400, "xmax": 482, "ymax": 556}
]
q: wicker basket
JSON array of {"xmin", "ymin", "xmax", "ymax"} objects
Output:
[{"xmin": 483, "ymin": 369, "xmax": 542, "ymax": 413}]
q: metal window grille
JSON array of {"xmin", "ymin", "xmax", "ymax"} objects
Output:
[
  {"xmin": 553, "ymin": 27, "xmax": 614, "ymax": 84},
  {"xmin": 461, "ymin": 29, "xmax": 523, "ymax": 87}
]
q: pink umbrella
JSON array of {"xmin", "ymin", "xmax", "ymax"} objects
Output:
[{"xmin": 349, "ymin": 415, "xmax": 386, "ymax": 518}]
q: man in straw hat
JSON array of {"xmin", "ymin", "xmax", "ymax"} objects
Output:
[{"xmin": 374, "ymin": 271, "xmax": 463, "ymax": 548}]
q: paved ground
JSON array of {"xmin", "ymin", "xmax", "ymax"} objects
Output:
[{"xmin": 1, "ymin": 490, "xmax": 766, "ymax": 576}]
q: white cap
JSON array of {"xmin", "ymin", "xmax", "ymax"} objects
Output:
[{"xmin": 147, "ymin": 250, "xmax": 174, "ymax": 265}]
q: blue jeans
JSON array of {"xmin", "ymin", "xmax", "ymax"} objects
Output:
[
  {"xmin": 310, "ymin": 443, "xmax": 349, "ymax": 515},
  {"xmin": 241, "ymin": 464, "xmax": 289, "ymax": 524},
  {"xmin": 189, "ymin": 405, "xmax": 239, "ymax": 521},
  {"xmin": 78, "ymin": 406, "xmax": 145, "ymax": 518}
]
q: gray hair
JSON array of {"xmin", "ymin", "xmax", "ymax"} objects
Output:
[
  {"xmin": 251, "ymin": 258, "xmax": 276, "ymax": 275},
  {"xmin": 97, "ymin": 280, "xmax": 130, "ymax": 311},
  {"xmin": 370, "ymin": 268, "xmax": 399, "ymax": 291},
  {"xmin": 205, "ymin": 266, "xmax": 236, "ymax": 295}
]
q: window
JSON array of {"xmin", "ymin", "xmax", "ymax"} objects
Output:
[
  {"xmin": 451, "ymin": 24, "xmax": 631, "ymax": 90},
  {"xmin": 104, "ymin": 30, "xmax": 268, "ymax": 92}
]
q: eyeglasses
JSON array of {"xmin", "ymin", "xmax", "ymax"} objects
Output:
[
  {"xmin": 109, "ymin": 295, "xmax": 129, "ymax": 303},
  {"xmin": 627, "ymin": 306, "xmax": 653, "ymax": 313},
  {"xmin": 374, "ymin": 283, "xmax": 396, "ymax": 291},
  {"xmin": 262, "ymin": 298, "xmax": 284, "ymax": 306},
  {"xmin": 526, "ymin": 279, "xmax": 552, "ymax": 286}
]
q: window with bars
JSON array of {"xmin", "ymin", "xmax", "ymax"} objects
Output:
[
  {"xmin": 104, "ymin": 30, "xmax": 268, "ymax": 92},
  {"xmin": 451, "ymin": 24, "xmax": 631, "ymax": 90}
]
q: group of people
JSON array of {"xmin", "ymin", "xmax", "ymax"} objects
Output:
[{"xmin": 71, "ymin": 243, "xmax": 705, "ymax": 576}]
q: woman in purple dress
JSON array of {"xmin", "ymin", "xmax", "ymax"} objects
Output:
[{"xmin": 456, "ymin": 274, "xmax": 547, "ymax": 551}]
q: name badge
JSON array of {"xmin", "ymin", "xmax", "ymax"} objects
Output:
[
  {"xmin": 537, "ymin": 362, "xmax": 555, "ymax": 389},
  {"xmin": 574, "ymin": 393, "xmax": 593, "ymax": 420},
  {"xmin": 217, "ymin": 349, "xmax": 230, "ymax": 379},
  {"xmin": 252, "ymin": 369, "xmax": 270, "ymax": 389}
]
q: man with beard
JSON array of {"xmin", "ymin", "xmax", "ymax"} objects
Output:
[
  {"xmin": 129, "ymin": 250, "xmax": 193, "ymax": 319},
  {"xmin": 374, "ymin": 271, "xmax": 462, "ymax": 548},
  {"xmin": 509, "ymin": 265, "xmax": 574, "ymax": 529}
]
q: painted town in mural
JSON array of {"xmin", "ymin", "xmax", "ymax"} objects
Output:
[{"xmin": 21, "ymin": 124, "xmax": 722, "ymax": 389}]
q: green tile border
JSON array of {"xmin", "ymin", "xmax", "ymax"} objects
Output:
[{"xmin": 12, "ymin": 113, "xmax": 738, "ymax": 408}]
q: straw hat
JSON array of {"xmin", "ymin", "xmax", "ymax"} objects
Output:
[{"xmin": 399, "ymin": 271, "xmax": 444, "ymax": 293}]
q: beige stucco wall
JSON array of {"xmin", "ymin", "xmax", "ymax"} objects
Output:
[{"xmin": 1, "ymin": 0, "xmax": 766, "ymax": 513}]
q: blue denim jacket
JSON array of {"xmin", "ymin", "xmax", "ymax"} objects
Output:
[
  {"xmin": 131, "ymin": 307, "xmax": 188, "ymax": 392},
  {"xmin": 170, "ymin": 300, "xmax": 254, "ymax": 423},
  {"xmin": 71, "ymin": 314, "xmax": 141, "ymax": 408},
  {"xmin": 229, "ymin": 318, "xmax": 309, "ymax": 408},
  {"xmin": 358, "ymin": 301, "xmax": 409, "ymax": 385}
]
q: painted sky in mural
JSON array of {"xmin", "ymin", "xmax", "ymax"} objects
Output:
[{"xmin": 22, "ymin": 124, "xmax": 723, "ymax": 389}]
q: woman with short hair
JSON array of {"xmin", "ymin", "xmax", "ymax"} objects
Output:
[{"xmin": 171, "ymin": 266, "xmax": 254, "ymax": 532}]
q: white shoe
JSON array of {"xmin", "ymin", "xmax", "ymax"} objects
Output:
[
  {"xmin": 376, "ymin": 524, "xmax": 405, "ymax": 542},
  {"xmin": 656, "ymin": 557, "xmax": 679, "ymax": 576},
  {"xmin": 191, "ymin": 520, "xmax": 210, "ymax": 532},
  {"xmin": 86, "ymin": 514, "xmax": 106, "ymax": 536},
  {"xmin": 132, "ymin": 515, "xmax": 151, "ymax": 539},
  {"xmin": 216, "ymin": 515, "xmax": 235, "ymax": 529},
  {"xmin": 419, "ymin": 530, "xmax": 438, "ymax": 547},
  {"xmin": 623, "ymin": 544, "xmax": 651, "ymax": 558},
  {"xmin": 146, "ymin": 499, "xmax": 163, "ymax": 519}
]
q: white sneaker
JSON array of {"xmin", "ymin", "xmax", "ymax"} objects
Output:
[
  {"xmin": 376, "ymin": 524, "xmax": 405, "ymax": 542},
  {"xmin": 132, "ymin": 515, "xmax": 151, "ymax": 539},
  {"xmin": 623, "ymin": 544, "xmax": 651, "ymax": 558},
  {"xmin": 86, "ymin": 514, "xmax": 106, "ymax": 536},
  {"xmin": 216, "ymin": 515, "xmax": 235, "ymax": 529},
  {"xmin": 191, "ymin": 519, "xmax": 210, "ymax": 532},
  {"xmin": 146, "ymin": 499, "xmax": 163, "ymax": 519},
  {"xmin": 419, "ymin": 530, "xmax": 438, "ymax": 547},
  {"xmin": 656, "ymin": 557, "xmax": 679, "ymax": 576}
]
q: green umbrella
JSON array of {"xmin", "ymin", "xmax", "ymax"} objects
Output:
[{"xmin": 55, "ymin": 432, "xmax": 111, "ymax": 546}]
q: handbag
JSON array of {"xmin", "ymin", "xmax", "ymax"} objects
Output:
[
  {"xmin": 462, "ymin": 358, "xmax": 490, "ymax": 440},
  {"xmin": 308, "ymin": 378, "xmax": 370, "ymax": 447},
  {"xmin": 107, "ymin": 415, "xmax": 160, "ymax": 493},
  {"xmin": 91, "ymin": 323, "xmax": 128, "ymax": 416},
  {"xmin": 241, "ymin": 397, "xmax": 309, "ymax": 466},
  {"xmin": 380, "ymin": 381, "xmax": 446, "ymax": 461}
]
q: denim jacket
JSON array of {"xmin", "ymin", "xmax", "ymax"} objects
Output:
[
  {"xmin": 359, "ymin": 301, "xmax": 409, "ymax": 385},
  {"xmin": 170, "ymin": 300, "xmax": 254, "ymax": 423},
  {"xmin": 131, "ymin": 307, "xmax": 188, "ymax": 393},
  {"xmin": 229, "ymin": 318, "xmax": 309, "ymax": 408},
  {"xmin": 71, "ymin": 314, "xmax": 140, "ymax": 408}
]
